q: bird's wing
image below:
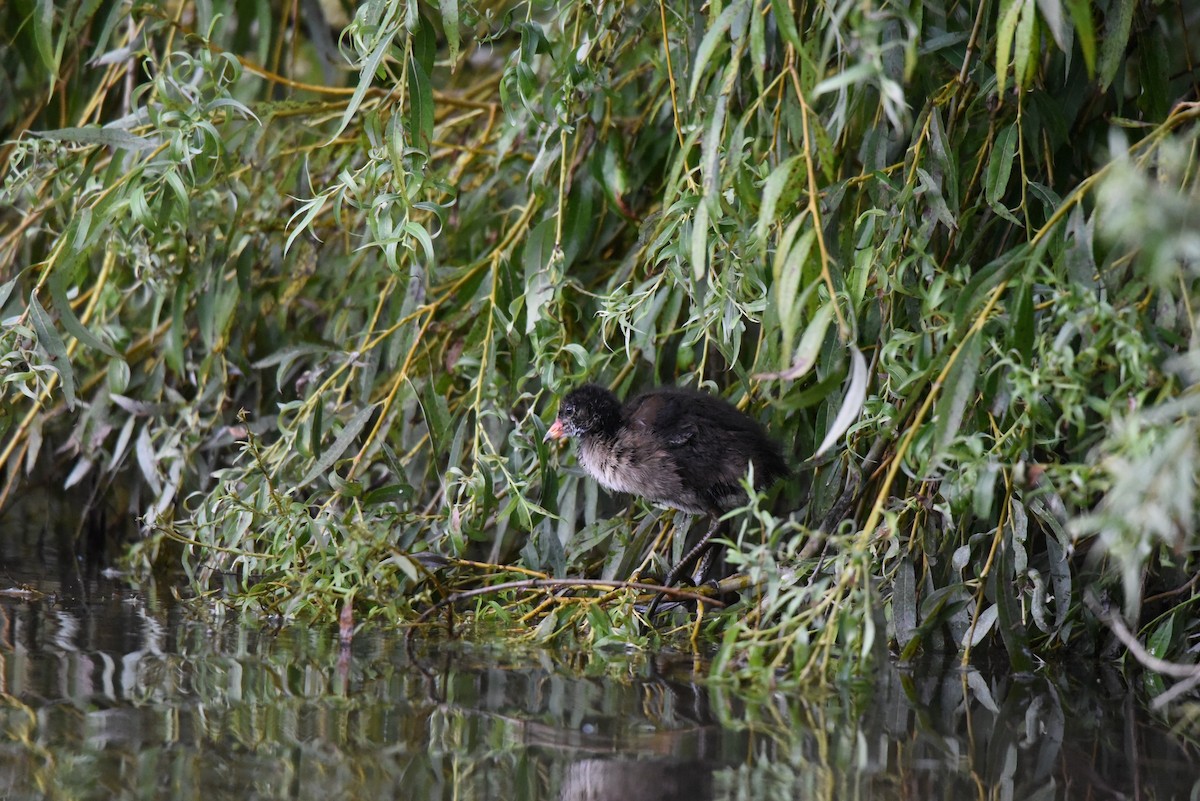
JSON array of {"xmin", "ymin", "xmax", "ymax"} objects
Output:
[{"xmin": 626, "ymin": 391, "xmax": 698, "ymax": 445}]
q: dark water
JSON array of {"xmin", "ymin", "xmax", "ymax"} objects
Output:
[{"xmin": 2, "ymin": 552, "xmax": 1199, "ymax": 800}]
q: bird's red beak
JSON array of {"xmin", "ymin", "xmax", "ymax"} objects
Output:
[{"xmin": 544, "ymin": 418, "xmax": 566, "ymax": 442}]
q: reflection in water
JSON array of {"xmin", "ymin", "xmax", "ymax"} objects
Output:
[{"xmin": 0, "ymin": 575, "xmax": 1198, "ymax": 801}]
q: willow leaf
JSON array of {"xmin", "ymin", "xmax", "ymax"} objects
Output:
[
  {"xmin": 689, "ymin": 0, "xmax": 745, "ymax": 102},
  {"xmin": 994, "ymin": 0, "xmax": 1025, "ymax": 97},
  {"xmin": 49, "ymin": 270, "xmax": 119, "ymax": 358},
  {"xmin": 299, "ymin": 404, "xmax": 378, "ymax": 488},
  {"xmin": 1097, "ymin": 0, "xmax": 1135, "ymax": 91},
  {"xmin": 933, "ymin": 329, "xmax": 981, "ymax": 458},
  {"xmin": 814, "ymin": 346, "xmax": 866, "ymax": 458},
  {"xmin": 29, "ymin": 291, "xmax": 76, "ymax": 409},
  {"xmin": 439, "ymin": 0, "xmax": 460, "ymax": 65}
]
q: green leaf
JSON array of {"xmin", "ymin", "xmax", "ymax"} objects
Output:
[
  {"xmin": 439, "ymin": 0, "xmax": 460, "ymax": 66},
  {"xmin": 814, "ymin": 346, "xmax": 866, "ymax": 458},
  {"xmin": 285, "ymin": 192, "xmax": 330, "ymax": 254},
  {"xmin": 774, "ymin": 225, "xmax": 816, "ymax": 357},
  {"xmin": 33, "ymin": 125, "xmax": 158, "ymax": 151},
  {"xmin": 329, "ymin": 32, "xmax": 392, "ymax": 143},
  {"xmin": 701, "ymin": 94, "xmax": 728, "ymax": 203},
  {"xmin": 1147, "ymin": 614, "xmax": 1175, "ymax": 659},
  {"xmin": 985, "ymin": 123, "xmax": 1019, "ymax": 209},
  {"xmin": 1064, "ymin": 0, "xmax": 1095, "ymax": 75},
  {"xmin": 412, "ymin": 10, "xmax": 437, "ymax": 74},
  {"xmin": 0, "ymin": 275, "xmax": 19, "ymax": 310},
  {"xmin": 690, "ymin": 201, "xmax": 709, "ymax": 282},
  {"xmin": 933, "ymin": 329, "xmax": 981, "ymax": 458},
  {"xmin": 689, "ymin": 0, "xmax": 745, "ymax": 102},
  {"xmin": 964, "ymin": 604, "xmax": 999, "ymax": 648},
  {"xmin": 298, "ymin": 404, "xmax": 378, "ymax": 488},
  {"xmin": 755, "ymin": 156, "xmax": 799, "ymax": 247},
  {"xmin": 1013, "ymin": 0, "xmax": 1038, "ymax": 90},
  {"xmin": 1096, "ymin": 0, "xmax": 1135, "ymax": 92},
  {"xmin": 1042, "ymin": 521, "xmax": 1071, "ymax": 632},
  {"xmin": 952, "ymin": 246, "xmax": 1028, "ymax": 332},
  {"xmin": 403, "ymin": 221, "xmax": 436, "ymax": 267},
  {"xmin": 33, "ymin": 0, "xmax": 56, "ymax": 74},
  {"xmin": 1034, "ymin": 0, "xmax": 1068, "ymax": 52},
  {"xmin": 165, "ymin": 283, "xmax": 186, "ymax": 375},
  {"xmin": 407, "ymin": 56, "xmax": 435, "ymax": 152},
  {"xmin": 894, "ymin": 558, "xmax": 917, "ymax": 648},
  {"xmin": 28, "ymin": 291, "xmax": 76, "ymax": 409},
  {"xmin": 812, "ymin": 62, "xmax": 875, "ymax": 97},
  {"xmin": 523, "ymin": 218, "xmax": 557, "ymax": 334},
  {"xmin": 1009, "ymin": 279, "xmax": 1034, "ymax": 362},
  {"xmin": 994, "ymin": 0, "xmax": 1025, "ymax": 96},
  {"xmin": 994, "ymin": 517, "xmax": 1033, "ymax": 671},
  {"xmin": 765, "ymin": 292, "xmax": 831, "ymax": 382},
  {"xmin": 749, "ymin": 0, "xmax": 765, "ymax": 92},
  {"xmin": 49, "ymin": 269, "xmax": 119, "ymax": 358},
  {"xmin": 770, "ymin": 0, "xmax": 802, "ymax": 50}
]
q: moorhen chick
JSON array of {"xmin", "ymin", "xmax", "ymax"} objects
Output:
[{"xmin": 544, "ymin": 383, "xmax": 788, "ymax": 605}]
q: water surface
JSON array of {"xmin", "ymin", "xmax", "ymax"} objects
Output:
[{"xmin": 2, "ymin": 555, "xmax": 1198, "ymax": 800}]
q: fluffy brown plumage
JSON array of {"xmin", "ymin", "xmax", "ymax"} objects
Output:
[{"xmin": 545, "ymin": 383, "xmax": 788, "ymax": 603}]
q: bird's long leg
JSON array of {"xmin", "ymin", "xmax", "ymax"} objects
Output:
[
  {"xmin": 664, "ymin": 515, "xmax": 721, "ymax": 588},
  {"xmin": 646, "ymin": 515, "xmax": 721, "ymax": 619}
]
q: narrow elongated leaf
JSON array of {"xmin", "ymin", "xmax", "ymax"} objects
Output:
[
  {"xmin": 1034, "ymin": 0, "xmax": 1068, "ymax": 52},
  {"xmin": 64, "ymin": 457, "xmax": 93, "ymax": 489},
  {"xmin": 33, "ymin": 0, "xmax": 56, "ymax": 73},
  {"xmin": 814, "ymin": 345, "xmax": 866, "ymax": 458},
  {"xmin": 812, "ymin": 62, "xmax": 875, "ymax": 97},
  {"xmin": 894, "ymin": 558, "xmax": 917, "ymax": 647},
  {"xmin": 994, "ymin": 0, "xmax": 1025, "ymax": 96},
  {"xmin": 952, "ymin": 247, "xmax": 1027, "ymax": 331},
  {"xmin": 1010, "ymin": 498, "xmax": 1029, "ymax": 574},
  {"xmin": 1009, "ymin": 279, "xmax": 1034, "ymax": 361},
  {"xmin": 299, "ymin": 404, "xmax": 378, "ymax": 487},
  {"xmin": 108, "ymin": 415, "xmax": 136, "ymax": 471},
  {"xmin": 770, "ymin": 0, "xmax": 802, "ymax": 50},
  {"xmin": 0, "ymin": 275, "xmax": 18, "ymax": 309},
  {"xmin": 1147, "ymin": 615, "xmax": 1175, "ymax": 659},
  {"xmin": 749, "ymin": 0, "xmax": 765, "ymax": 92},
  {"xmin": 985, "ymin": 124, "xmax": 1019, "ymax": 208},
  {"xmin": 701, "ymin": 94, "xmax": 728, "ymax": 201},
  {"xmin": 34, "ymin": 126, "xmax": 157, "ymax": 151},
  {"xmin": 136, "ymin": 424, "xmax": 161, "ymax": 495},
  {"xmin": 285, "ymin": 193, "xmax": 330, "ymax": 253},
  {"xmin": 1013, "ymin": 0, "xmax": 1038, "ymax": 89},
  {"xmin": 770, "ymin": 297, "xmax": 832, "ymax": 382},
  {"xmin": 933, "ymin": 329, "xmax": 981, "ymax": 457},
  {"xmin": 964, "ymin": 603, "xmax": 999, "ymax": 648},
  {"xmin": 28, "ymin": 292, "xmax": 76, "ymax": 409},
  {"xmin": 329, "ymin": 33, "xmax": 392, "ymax": 142},
  {"xmin": 407, "ymin": 57, "xmax": 435, "ymax": 151},
  {"xmin": 775, "ymin": 229, "xmax": 816, "ymax": 356},
  {"xmin": 1065, "ymin": 0, "xmax": 1095, "ymax": 74},
  {"xmin": 49, "ymin": 271, "xmax": 119, "ymax": 357},
  {"xmin": 691, "ymin": 201, "xmax": 709, "ymax": 282},
  {"xmin": 994, "ymin": 519, "xmax": 1033, "ymax": 671},
  {"xmin": 689, "ymin": 0, "xmax": 745, "ymax": 102},
  {"xmin": 1097, "ymin": 0, "xmax": 1135, "ymax": 91},
  {"xmin": 439, "ymin": 0, "xmax": 460, "ymax": 66},
  {"xmin": 523, "ymin": 219, "xmax": 557, "ymax": 333},
  {"xmin": 755, "ymin": 157, "xmax": 799, "ymax": 246}
]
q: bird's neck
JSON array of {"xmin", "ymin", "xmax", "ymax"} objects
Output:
[{"xmin": 583, "ymin": 425, "xmax": 620, "ymax": 445}]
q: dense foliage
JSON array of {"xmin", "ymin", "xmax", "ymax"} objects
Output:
[{"xmin": 2, "ymin": 0, "xmax": 1198, "ymax": 686}]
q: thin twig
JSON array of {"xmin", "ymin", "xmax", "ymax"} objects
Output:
[{"xmin": 1085, "ymin": 591, "xmax": 1200, "ymax": 689}]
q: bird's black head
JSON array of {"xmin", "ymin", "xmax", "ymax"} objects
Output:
[{"xmin": 545, "ymin": 384, "xmax": 622, "ymax": 441}]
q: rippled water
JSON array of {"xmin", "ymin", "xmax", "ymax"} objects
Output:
[{"xmin": 2, "ymin": 549, "xmax": 1198, "ymax": 799}]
